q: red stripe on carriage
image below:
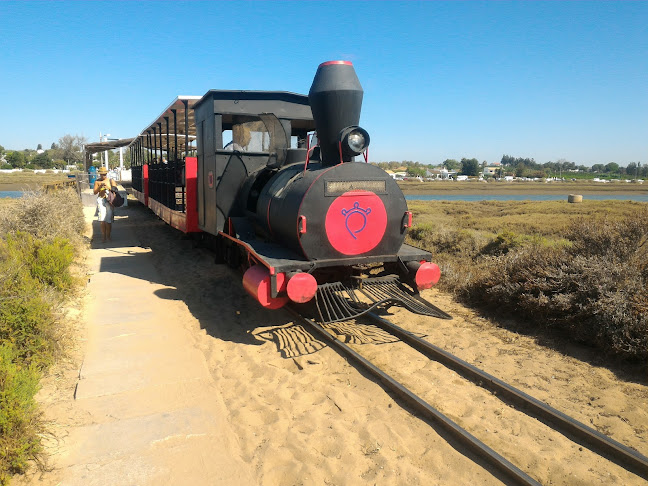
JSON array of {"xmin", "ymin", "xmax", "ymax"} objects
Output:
[{"xmin": 325, "ymin": 190, "xmax": 387, "ymax": 255}]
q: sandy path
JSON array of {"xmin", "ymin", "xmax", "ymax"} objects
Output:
[
  {"xmin": 19, "ymin": 201, "xmax": 647, "ymax": 485},
  {"xmin": 121, "ymin": 202, "xmax": 646, "ymax": 485}
]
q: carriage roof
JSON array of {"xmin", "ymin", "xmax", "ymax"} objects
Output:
[{"xmin": 128, "ymin": 91, "xmax": 315, "ymax": 153}]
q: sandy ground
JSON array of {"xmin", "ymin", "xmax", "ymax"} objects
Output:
[{"xmin": 19, "ymin": 201, "xmax": 648, "ymax": 485}]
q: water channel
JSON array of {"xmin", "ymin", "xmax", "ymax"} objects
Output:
[
  {"xmin": 405, "ymin": 194, "xmax": 648, "ymax": 202},
  {"xmin": 2, "ymin": 191, "xmax": 647, "ymax": 203}
]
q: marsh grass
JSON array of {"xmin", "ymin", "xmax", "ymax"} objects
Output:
[
  {"xmin": 0, "ymin": 189, "xmax": 85, "ymax": 483},
  {"xmin": 0, "ymin": 173, "xmax": 71, "ymax": 187},
  {"xmin": 399, "ymin": 179, "xmax": 648, "ymax": 194},
  {"xmin": 407, "ymin": 200, "xmax": 648, "ymax": 361}
]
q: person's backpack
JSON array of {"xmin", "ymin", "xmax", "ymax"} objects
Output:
[{"xmin": 107, "ymin": 188, "xmax": 124, "ymax": 207}]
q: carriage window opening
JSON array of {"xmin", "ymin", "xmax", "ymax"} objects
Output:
[
  {"xmin": 229, "ymin": 119, "xmax": 270, "ymax": 152},
  {"xmin": 222, "ymin": 129, "xmax": 233, "ymax": 149}
]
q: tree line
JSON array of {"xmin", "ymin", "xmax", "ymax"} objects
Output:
[
  {"xmin": 0, "ymin": 135, "xmax": 87, "ymax": 170},
  {"xmin": 373, "ymin": 155, "xmax": 646, "ymax": 179},
  {"xmin": 499, "ymin": 155, "xmax": 645, "ymax": 178},
  {"xmin": 1, "ymin": 141, "xmax": 644, "ymax": 179}
]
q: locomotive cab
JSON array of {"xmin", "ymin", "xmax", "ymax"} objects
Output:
[{"xmin": 192, "ymin": 91, "xmax": 316, "ymax": 236}]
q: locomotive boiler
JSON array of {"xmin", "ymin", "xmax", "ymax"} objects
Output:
[{"xmin": 128, "ymin": 61, "xmax": 450, "ymax": 323}]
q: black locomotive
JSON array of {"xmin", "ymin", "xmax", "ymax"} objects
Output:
[{"xmin": 128, "ymin": 61, "xmax": 450, "ymax": 323}]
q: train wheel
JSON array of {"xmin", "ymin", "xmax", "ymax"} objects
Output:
[
  {"xmin": 214, "ymin": 235, "xmax": 226, "ymax": 264},
  {"xmin": 225, "ymin": 243, "xmax": 241, "ymax": 269}
]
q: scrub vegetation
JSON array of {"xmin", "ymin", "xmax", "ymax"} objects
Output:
[
  {"xmin": 0, "ymin": 189, "xmax": 85, "ymax": 484},
  {"xmin": 407, "ymin": 200, "xmax": 648, "ymax": 362},
  {"xmin": 0, "ymin": 172, "xmax": 72, "ymax": 191},
  {"xmin": 398, "ymin": 179, "xmax": 648, "ymax": 194}
]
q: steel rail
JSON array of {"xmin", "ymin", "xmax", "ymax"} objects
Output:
[
  {"xmin": 286, "ymin": 307, "xmax": 541, "ymax": 486},
  {"xmin": 366, "ymin": 312, "xmax": 648, "ymax": 481}
]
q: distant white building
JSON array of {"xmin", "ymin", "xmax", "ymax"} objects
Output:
[
  {"xmin": 384, "ymin": 169, "xmax": 407, "ymax": 179},
  {"xmin": 483, "ymin": 166, "xmax": 502, "ymax": 176},
  {"xmin": 425, "ymin": 168, "xmax": 455, "ymax": 180}
]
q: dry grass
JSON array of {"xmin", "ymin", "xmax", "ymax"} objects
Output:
[
  {"xmin": 399, "ymin": 179, "xmax": 648, "ymax": 194},
  {"xmin": 407, "ymin": 200, "xmax": 648, "ymax": 361},
  {"xmin": 408, "ymin": 199, "xmax": 644, "ymax": 239},
  {"xmin": 0, "ymin": 173, "xmax": 72, "ymax": 191},
  {"xmin": 0, "ymin": 189, "xmax": 85, "ymax": 248},
  {"xmin": 0, "ymin": 198, "xmax": 18, "ymax": 208}
]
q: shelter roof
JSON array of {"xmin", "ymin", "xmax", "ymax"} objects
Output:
[
  {"xmin": 127, "ymin": 95, "xmax": 202, "ymax": 152},
  {"xmin": 85, "ymin": 138, "xmax": 135, "ymax": 154}
]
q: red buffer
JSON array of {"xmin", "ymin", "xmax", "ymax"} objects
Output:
[
  {"xmin": 407, "ymin": 261, "xmax": 442, "ymax": 290},
  {"xmin": 242, "ymin": 265, "xmax": 288, "ymax": 309}
]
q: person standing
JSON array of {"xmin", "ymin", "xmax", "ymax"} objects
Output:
[{"xmin": 93, "ymin": 167, "xmax": 117, "ymax": 242}]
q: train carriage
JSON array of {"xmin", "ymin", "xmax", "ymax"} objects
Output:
[{"xmin": 129, "ymin": 96, "xmax": 201, "ymax": 233}]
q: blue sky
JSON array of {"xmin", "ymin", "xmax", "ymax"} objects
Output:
[{"xmin": 1, "ymin": 1, "xmax": 646, "ymax": 166}]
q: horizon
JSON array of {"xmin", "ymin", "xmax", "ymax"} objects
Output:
[{"xmin": 1, "ymin": 1, "xmax": 646, "ymax": 167}]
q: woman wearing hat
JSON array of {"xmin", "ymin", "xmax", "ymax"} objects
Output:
[{"xmin": 93, "ymin": 167, "xmax": 117, "ymax": 242}]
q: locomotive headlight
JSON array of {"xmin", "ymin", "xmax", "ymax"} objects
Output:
[
  {"xmin": 348, "ymin": 131, "xmax": 366, "ymax": 153},
  {"xmin": 339, "ymin": 126, "xmax": 370, "ymax": 157}
]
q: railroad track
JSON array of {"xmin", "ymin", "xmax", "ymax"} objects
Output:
[{"xmin": 286, "ymin": 307, "xmax": 648, "ymax": 485}]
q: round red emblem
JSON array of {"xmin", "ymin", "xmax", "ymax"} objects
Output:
[{"xmin": 325, "ymin": 190, "xmax": 387, "ymax": 255}]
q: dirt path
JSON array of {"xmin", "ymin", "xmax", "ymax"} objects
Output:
[{"xmin": 18, "ymin": 202, "xmax": 648, "ymax": 485}]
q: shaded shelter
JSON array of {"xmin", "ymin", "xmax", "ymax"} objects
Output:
[{"xmin": 84, "ymin": 138, "xmax": 135, "ymax": 171}]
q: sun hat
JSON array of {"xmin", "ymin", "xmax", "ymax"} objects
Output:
[{"xmin": 98, "ymin": 167, "xmax": 108, "ymax": 174}]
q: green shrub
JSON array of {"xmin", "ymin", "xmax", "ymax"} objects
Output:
[
  {"xmin": 0, "ymin": 344, "xmax": 42, "ymax": 484},
  {"xmin": 408, "ymin": 204, "xmax": 648, "ymax": 361},
  {"xmin": 460, "ymin": 214, "xmax": 648, "ymax": 361},
  {"xmin": 480, "ymin": 230, "xmax": 525, "ymax": 256},
  {"xmin": 31, "ymin": 237, "xmax": 75, "ymax": 291},
  {"xmin": 408, "ymin": 223, "xmax": 435, "ymax": 241},
  {"xmin": 0, "ymin": 234, "xmax": 59, "ymax": 369},
  {"xmin": 0, "ymin": 188, "xmax": 85, "ymax": 482}
]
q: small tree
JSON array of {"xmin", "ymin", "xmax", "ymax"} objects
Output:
[
  {"xmin": 591, "ymin": 164, "xmax": 605, "ymax": 173},
  {"xmin": 515, "ymin": 163, "xmax": 527, "ymax": 178},
  {"xmin": 6, "ymin": 151, "xmax": 26, "ymax": 168},
  {"xmin": 57, "ymin": 134, "xmax": 87, "ymax": 165},
  {"xmin": 442, "ymin": 159, "xmax": 460, "ymax": 171},
  {"xmin": 605, "ymin": 162, "xmax": 620, "ymax": 174},
  {"xmin": 406, "ymin": 166, "xmax": 426, "ymax": 178},
  {"xmin": 31, "ymin": 152, "xmax": 53, "ymax": 169},
  {"xmin": 460, "ymin": 158, "xmax": 479, "ymax": 176}
]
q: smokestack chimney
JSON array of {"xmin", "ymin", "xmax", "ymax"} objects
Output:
[{"xmin": 308, "ymin": 61, "xmax": 364, "ymax": 165}]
